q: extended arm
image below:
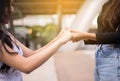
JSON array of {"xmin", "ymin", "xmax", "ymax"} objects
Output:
[
  {"xmin": 69, "ymin": 29, "xmax": 120, "ymax": 44},
  {"xmin": 85, "ymin": 32, "xmax": 120, "ymax": 44},
  {"xmin": 0, "ymin": 30, "xmax": 72, "ymax": 74},
  {"xmin": 15, "ymin": 30, "xmax": 65, "ymax": 57}
]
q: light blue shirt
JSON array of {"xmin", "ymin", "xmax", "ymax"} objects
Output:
[{"xmin": 0, "ymin": 43, "xmax": 23, "ymax": 81}]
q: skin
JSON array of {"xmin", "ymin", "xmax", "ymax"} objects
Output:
[
  {"xmin": 68, "ymin": 29, "xmax": 96, "ymax": 42},
  {"xmin": 0, "ymin": 0, "xmax": 73, "ymax": 74}
]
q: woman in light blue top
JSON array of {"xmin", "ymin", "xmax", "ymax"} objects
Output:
[{"xmin": 0, "ymin": 0, "xmax": 73, "ymax": 81}]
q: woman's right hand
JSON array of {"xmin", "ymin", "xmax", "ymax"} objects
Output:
[
  {"xmin": 68, "ymin": 29, "xmax": 96, "ymax": 42},
  {"xmin": 56, "ymin": 29, "xmax": 73, "ymax": 45},
  {"xmin": 68, "ymin": 29, "xmax": 84, "ymax": 42}
]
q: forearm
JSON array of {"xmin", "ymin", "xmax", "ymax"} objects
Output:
[
  {"xmin": 70, "ymin": 30, "xmax": 96, "ymax": 42},
  {"xmin": 84, "ymin": 32, "xmax": 120, "ymax": 44},
  {"xmin": 82, "ymin": 32, "xmax": 96, "ymax": 41},
  {"xmin": 24, "ymin": 40, "xmax": 62, "ymax": 73},
  {"xmin": 34, "ymin": 37, "xmax": 58, "ymax": 53},
  {"xmin": 18, "ymin": 37, "xmax": 58, "ymax": 57},
  {"xmin": 95, "ymin": 32, "xmax": 120, "ymax": 44},
  {"xmin": 2, "ymin": 40, "xmax": 62, "ymax": 74},
  {"xmin": 34, "ymin": 30, "xmax": 63, "ymax": 53},
  {"xmin": 21, "ymin": 33, "xmax": 60, "ymax": 57}
]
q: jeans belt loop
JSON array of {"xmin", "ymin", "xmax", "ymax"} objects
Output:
[
  {"xmin": 99, "ymin": 44, "xmax": 102, "ymax": 50},
  {"xmin": 114, "ymin": 44, "xmax": 120, "ymax": 48}
]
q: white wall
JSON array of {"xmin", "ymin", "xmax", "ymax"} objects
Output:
[{"xmin": 59, "ymin": 0, "xmax": 108, "ymax": 51}]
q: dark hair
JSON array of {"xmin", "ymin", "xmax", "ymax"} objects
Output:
[
  {"xmin": 0, "ymin": 0, "xmax": 17, "ymax": 72},
  {"xmin": 100, "ymin": 0, "xmax": 120, "ymax": 30},
  {"xmin": 0, "ymin": 0, "xmax": 10, "ymax": 23}
]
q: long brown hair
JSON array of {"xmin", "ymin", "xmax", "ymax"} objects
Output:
[
  {"xmin": 100, "ymin": 0, "xmax": 120, "ymax": 30},
  {"xmin": 0, "ymin": 0, "xmax": 10, "ymax": 23},
  {"xmin": 0, "ymin": 0, "xmax": 17, "ymax": 72}
]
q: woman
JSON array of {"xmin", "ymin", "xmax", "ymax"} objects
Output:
[
  {"xmin": 69, "ymin": 0, "xmax": 120, "ymax": 81},
  {"xmin": 0, "ymin": 0, "xmax": 72, "ymax": 81}
]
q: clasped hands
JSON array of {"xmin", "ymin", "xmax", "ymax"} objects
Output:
[{"xmin": 56, "ymin": 28, "xmax": 85, "ymax": 45}]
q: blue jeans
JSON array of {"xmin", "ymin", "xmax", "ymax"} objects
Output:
[{"xmin": 95, "ymin": 44, "xmax": 120, "ymax": 81}]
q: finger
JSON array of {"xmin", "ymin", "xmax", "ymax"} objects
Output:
[
  {"xmin": 71, "ymin": 40, "xmax": 76, "ymax": 43},
  {"xmin": 64, "ymin": 27, "xmax": 69, "ymax": 30},
  {"xmin": 68, "ymin": 29, "xmax": 77, "ymax": 33}
]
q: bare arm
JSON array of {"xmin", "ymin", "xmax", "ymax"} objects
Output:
[
  {"xmin": 12, "ymin": 29, "xmax": 64, "ymax": 57},
  {"xmin": 0, "ymin": 30, "xmax": 72, "ymax": 74},
  {"xmin": 69, "ymin": 29, "xmax": 120, "ymax": 44},
  {"xmin": 69, "ymin": 29, "xmax": 96, "ymax": 42}
]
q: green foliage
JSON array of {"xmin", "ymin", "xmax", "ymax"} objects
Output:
[
  {"xmin": 28, "ymin": 25, "xmax": 43, "ymax": 40},
  {"xmin": 28, "ymin": 23, "xmax": 59, "ymax": 46},
  {"xmin": 41, "ymin": 23, "xmax": 59, "ymax": 45}
]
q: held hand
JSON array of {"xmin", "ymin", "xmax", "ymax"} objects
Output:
[
  {"xmin": 68, "ymin": 29, "xmax": 85, "ymax": 42},
  {"xmin": 57, "ymin": 29, "xmax": 72, "ymax": 45}
]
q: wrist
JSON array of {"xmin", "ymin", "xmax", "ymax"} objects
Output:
[
  {"xmin": 77, "ymin": 32, "xmax": 88, "ymax": 40},
  {"xmin": 55, "ymin": 39, "xmax": 63, "ymax": 46},
  {"xmin": 83, "ymin": 33, "xmax": 96, "ymax": 40}
]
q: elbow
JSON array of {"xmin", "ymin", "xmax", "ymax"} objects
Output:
[
  {"xmin": 23, "ymin": 70, "xmax": 32, "ymax": 74},
  {"xmin": 22, "ymin": 65, "xmax": 34, "ymax": 74}
]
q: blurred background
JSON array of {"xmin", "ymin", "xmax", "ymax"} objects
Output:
[{"xmin": 6, "ymin": 0, "xmax": 108, "ymax": 81}]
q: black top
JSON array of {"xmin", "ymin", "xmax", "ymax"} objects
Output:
[{"xmin": 84, "ymin": 15, "xmax": 120, "ymax": 44}]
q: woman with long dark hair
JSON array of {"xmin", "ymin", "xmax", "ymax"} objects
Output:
[
  {"xmin": 69, "ymin": 0, "xmax": 120, "ymax": 81},
  {"xmin": 0, "ymin": 0, "xmax": 72, "ymax": 81}
]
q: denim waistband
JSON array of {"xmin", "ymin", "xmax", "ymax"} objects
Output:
[
  {"xmin": 99, "ymin": 44, "xmax": 120, "ymax": 49},
  {"xmin": 114, "ymin": 44, "xmax": 120, "ymax": 48}
]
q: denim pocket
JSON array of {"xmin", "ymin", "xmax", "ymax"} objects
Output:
[
  {"xmin": 99, "ymin": 46, "xmax": 117, "ymax": 58},
  {"xmin": 97, "ymin": 57, "xmax": 118, "ymax": 81}
]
